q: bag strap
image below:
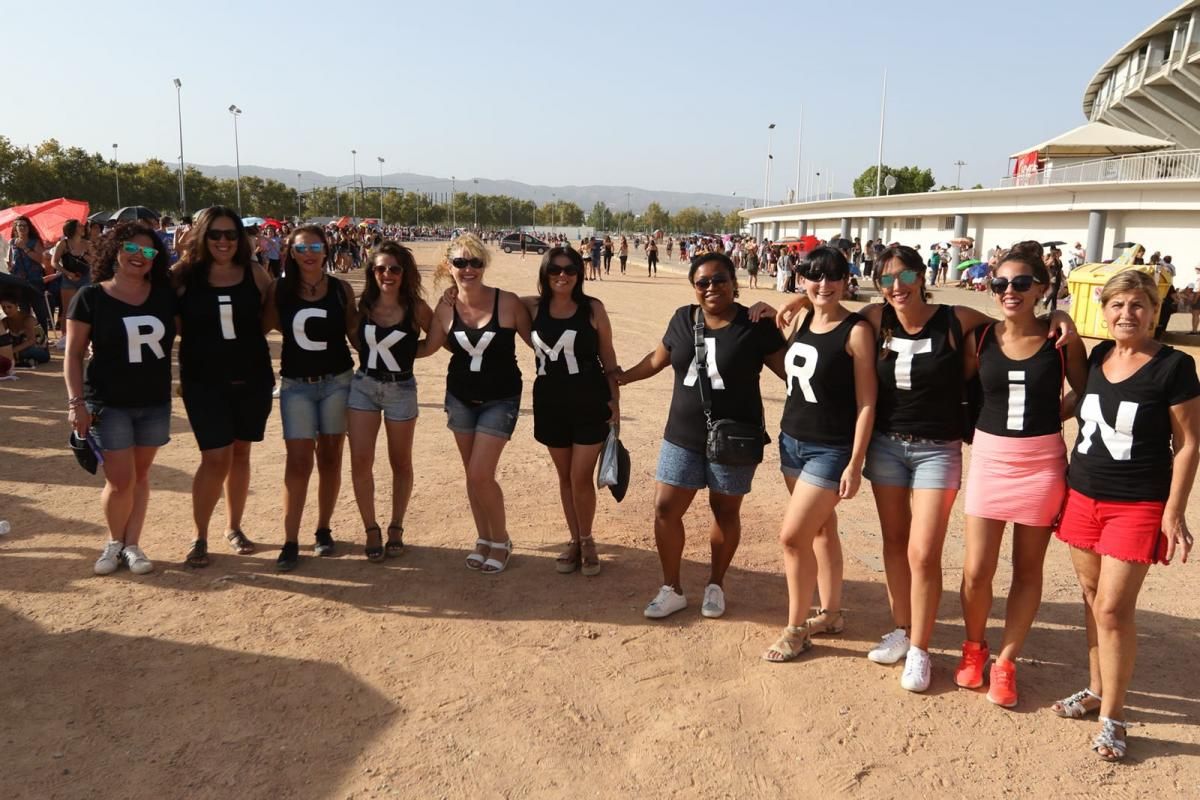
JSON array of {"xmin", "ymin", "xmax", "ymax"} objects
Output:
[
  {"xmin": 975, "ymin": 322, "xmax": 992, "ymax": 360},
  {"xmin": 692, "ymin": 306, "xmax": 715, "ymax": 430}
]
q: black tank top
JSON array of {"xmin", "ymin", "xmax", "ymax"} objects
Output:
[
  {"xmin": 875, "ymin": 303, "xmax": 963, "ymax": 440},
  {"xmin": 780, "ymin": 311, "xmax": 863, "ymax": 445},
  {"xmin": 975, "ymin": 325, "xmax": 1064, "ymax": 437},
  {"xmin": 178, "ymin": 265, "xmax": 272, "ymax": 386},
  {"xmin": 356, "ymin": 308, "xmax": 418, "ymax": 377},
  {"xmin": 277, "ymin": 281, "xmax": 354, "ymax": 379},
  {"xmin": 62, "ymin": 247, "xmax": 90, "ymax": 279},
  {"xmin": 446, "ymin": 289, "xmax": 522, "ymax": 403},
  {"xmin": 531, "ymin": 300, "xmax": 610, "ymax": 406}
]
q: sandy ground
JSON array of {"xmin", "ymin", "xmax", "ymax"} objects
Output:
[{"xmin": 2, "ymin": 243, "xmax": 1198, "ymax": 799}]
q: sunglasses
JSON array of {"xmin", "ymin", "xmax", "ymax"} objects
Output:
[
  {"xmin": 878, "ymin": 270, "xmax": 919, "ymax": 289},
  {"xmin": 121, "ymin": 242, "xmax": 158, "ymax": 259},
  {"xmin": 804, "ymin": 267, "xmax": 847, "ymax": 283},
  {"xmin": 694, "ymin": 275, "xmax": 731, "ymax": 290},
  {"xmin": 206, "ymin": 228, "xmax": 240, "ymax": 241},
  {"xmin": 450, "ymin": 257, "xmax": 484, "ymax": 270},
  {"xmin": 373, "ymin": 264, "xmax": 403, "ymax": 276},
  {"xmin": 990, "ymin": 275, "xmax": 1041, "ymax": 294},
  {"xmin": 547, "ymin": 265, "xmax": 579, "ymax": 277},
  {"xmin": 292, "ymin": 243, "xmax": 324, "ymax": 254}
]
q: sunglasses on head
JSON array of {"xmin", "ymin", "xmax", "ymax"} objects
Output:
[
  {"xmin": 450, "ymin": 257, "xmax": 484, "ymax": 270},
  {"xmin": 121, "ymin": 241, "xmax": 158, "ymax": 259},
  {"xmin": 990, "ymin": 275, "xmax": 1041, "ymax": 294},
  {"xmin": 373, "ymin": 264, "xmax": 403, "ymax": 276},
  {"xmin": 547, "ymin": 264, "xmax": 579, "ymax": 277},
  {"xmin": 292, "ymin": 242, "xmax": 324, "ymax": 254},
  {"xmin": 693, "ymin": 275, "xmax": 731, "ymax": 290},
  {"xmin": 878, "ymin": 269, "xmax": 919, "ymax": 289},
  {"xmin": 206, "ymin": 228, "xmax": 240, "ymax": 241},
  {"xmin": 804, "ymin": 266, "xmax": 847, "ymax": 283}
]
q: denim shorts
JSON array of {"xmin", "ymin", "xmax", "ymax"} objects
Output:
[
  {"xmin": 655, "ymin": 439, "xmax": 757, "ymax": 497},
  {"xmin": 60, "ymin": 272, "xmax": 90, "ymax": 290},
  {"xmin": 347, "ymin": 372, "xmax": 418, "ymax": 422},
  {"xmin": 778, "ymin": 432, "xmax": 851, "ymax": 491},
  {"xmin": 86, "ymin": 402, "xmax": 171, "ymax": 451},
  {"xmin": 279, "ymin": 370, "xmax": 353, "ymax": 440},
  {"xmin": 444, "ymin": 392, "xmax": 520, "ymax": 440},
  {"xmin": 863, "ymin": 431, "xmax": 962, "ymax": 490}
]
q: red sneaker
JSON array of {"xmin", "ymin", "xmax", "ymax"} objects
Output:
[
  {"xmin": 954, "ymin": 640, "xmax": 989, "ymax": 688},
  {"xmin": 987, "ymin": 658, "xmax": 1018, "ymax": 708}
]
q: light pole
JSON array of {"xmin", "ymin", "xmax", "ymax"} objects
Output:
[
  {"xmin": 173, "ymin": 78, "xmax": 186, "ymax": 213},
  {"xmin": 472, "ymin": 179, "xmax": 478, "ymax": 229},
  {"xmin": 377, "ymin": 157, "xmax": 385, "ymax": 223},
  {"xmin": 451, "ymin": 176, "xmax": 456, "ymax": 228},
  {"xmin": 954, "ymin": 159, "xmax": 966, "ymax": 188},
  {"xmin": 551, "ymin": 192, "xmax": 557, "ymax": 228},
  {"xmin": 296, "ymin": 173, "xmax": 302, "ymax": 220},
  {"xmin": 112, "ymin": 143, "xmax": 120, "ymax": 207},
  {"xmin": 763, "ymin": 122, "xmax": 776, "ymax": 206},
  {"xmin": 228, "ymin": 105, "xmax": 242, "ymax": 214},
  {"xmin": 351, "ymin": 149, "xmax": 358, "ymax": 219}
]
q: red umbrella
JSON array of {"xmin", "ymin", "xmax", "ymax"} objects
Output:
[
  {"xmin": 261, "ymin": 217, "xmax": 284, "ymax": 229},
  {"xmin": 334, "ymin": 216, "xmax": 352, "ymax": 228},
  {"xmin": 0, "ymin": 198, "xmax": 90, "ymax": 244}
]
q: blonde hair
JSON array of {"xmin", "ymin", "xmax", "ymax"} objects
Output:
[
  {"xmin": 1099, "ymin": 269, "xmax": 1160, "ymax": 310},
  {"xmin": 434, "ymin": 233, "xmax": 491, "ymax": 285}
]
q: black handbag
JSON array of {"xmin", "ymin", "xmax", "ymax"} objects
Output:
[{"xmin": 692, "ymin": 307, "xmax": 767, "ymax": 466}]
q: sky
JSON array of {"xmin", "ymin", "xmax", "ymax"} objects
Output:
[{"xmin": 5, "ymin": 0, "xmax": 1176, "ymax": 199}]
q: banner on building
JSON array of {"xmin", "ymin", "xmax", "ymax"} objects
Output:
[{"xmin": 1013, "ymin": 150, "xmax": 1041, "ymax": 185}]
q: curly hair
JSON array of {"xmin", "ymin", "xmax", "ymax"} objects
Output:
[
  {"xmin": 434, "ymin": 233, "xmax": 490, "ymax": 286},
  {"xmin": 360, "ymin": 240, "xmax": 423, "ymax": 316},
  {"xmin": 91, "ymin": 222, "xmax": 171, "ymax": 287}
]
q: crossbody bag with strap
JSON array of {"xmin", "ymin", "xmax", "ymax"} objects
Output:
[{"xmin": 692, "ymin": 306, "xmax": 767, "ymax": 466}]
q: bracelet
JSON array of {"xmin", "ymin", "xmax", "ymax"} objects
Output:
[{"xmin": 67, "ymin": 397, "xmax": 85, "ymax": 408}]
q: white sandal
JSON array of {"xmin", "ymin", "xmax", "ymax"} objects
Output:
[
  {"xmin": 465, "ymin": 538, "xmax": 491, "ymax": 570},
  {"xmin": 1092, "ymin": 716, "xmax": 1128, "ymax": 762},
  {"xmin": 1052, "ymin": 688, "xmax": 1102, "ymax": 719},
  {"xmin": 481, "ymin": 539, "xmax": 513, "ymax": 574}
]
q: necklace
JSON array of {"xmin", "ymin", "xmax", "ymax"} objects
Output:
[{"xmin": 300, "ymin": 273, "xmax": 326, "ymax": 297}]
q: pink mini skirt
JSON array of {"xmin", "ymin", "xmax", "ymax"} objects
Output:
[{"xmin": 964, "ymin": 430, "xmax": 1067, "ymax": 526}]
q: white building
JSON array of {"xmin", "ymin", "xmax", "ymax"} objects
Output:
[{"xmin": 741, "ymin": 1, "xmax": 1200, "ymax": 283}]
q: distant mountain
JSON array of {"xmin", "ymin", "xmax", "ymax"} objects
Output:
[{"xmin": 191, "ymin": 164, "xmax": 748, "ymax": 214}]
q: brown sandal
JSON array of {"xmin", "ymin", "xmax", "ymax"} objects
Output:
[
  {"xmin": 556, "ymin": 540, "xmax": 580, "ymax": 574},
  {"xmin": 365, "ymin": 525, "xmax": 385, "ymax": 563},
  {"xmin": 762, "ymin": 625, "xmax": 813, "ymax": 662},
  {"xmin": 185, "ymin": 539, "xmax": 209, "ymax": 568},
  {"xmin": 579, "ymin": 536, "xmax": 601, "ymax": 577},
  {"xmin": 226, "ymin": 529, "xmax": 255, "ymax": 555},
  {"xmin": 385, "ymin": 523, "xmax": 405, "ymax": 557}
]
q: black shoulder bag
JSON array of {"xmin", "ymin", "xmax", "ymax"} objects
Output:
[{"xmin": 692, "ymin": 307, "xmax": 767, "ymax": 466}]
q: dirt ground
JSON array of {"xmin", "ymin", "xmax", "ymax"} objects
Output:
[{"xmin": 2, "ymin": 242, "xmax": 1198, "ymax": 799}]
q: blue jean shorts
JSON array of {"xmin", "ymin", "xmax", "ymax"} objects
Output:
[
  {"xmin": 279, "ymin": 370, "xmax": 353, "ymax": 440},
  {"xmin": 444, "ymin": 392, "xmax": 520, "ymax": 440},
  {"xmin": 655, "ymin": 439, "xmax": 758, "ymax": 497},
  {"xmin": 778, "ymin": 432, "xmax": 851, "ymax": 491},
  {"xmin": 347, "ymin": 372, "xmax": 418, "ymax": 422},
  {"xmin": 87, "ymin": 402, "xmax": 171, "ymax": 451},
  {"xmin": 863, "ymin": 431, "xmax": 962, "ymax": 490}
]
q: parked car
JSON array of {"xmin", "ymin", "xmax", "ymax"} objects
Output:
[{"xmin": 500, "ymin": 233, "xmax": 549, "ymax": 254}]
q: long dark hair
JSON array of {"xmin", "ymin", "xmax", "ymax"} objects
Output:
[
  {"xmin": 91, "ymin": 222, "xmax": 171, "ymax": 287},
  {"xmin": 360, "ymin": 240, "xmax": 423, "ymax": 316},
  {"xmin": 173, "ymin": 206, "xmax": 252, "ymax": 289},
  {"xmin": 872, "ymin": 244, "xmax": 928, "ymax": 358},
  {"xmin": 537, "ymin": 246, "xmax": 590, "ymax": 312},
  {"xmin": 278, "ymin": 224, "xmax": 331, "ymax": 301},
  {"xmin": 10, "ymin": 216, "xmax": 40, "ymax": 247}
]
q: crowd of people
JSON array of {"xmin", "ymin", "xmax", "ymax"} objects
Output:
[{"xmin": 2, "ymin": 206, "xmax": 1198, "ymax": 765}]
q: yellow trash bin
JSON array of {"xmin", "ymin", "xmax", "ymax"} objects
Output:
[{"xmin": 1067, "ymin": 262, "xmax": 1171, "ymax": 340}]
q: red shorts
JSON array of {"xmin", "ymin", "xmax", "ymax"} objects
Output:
[{"xmin": 1054, "ymin": 488, "xmax": 1167, "ymax": 565}]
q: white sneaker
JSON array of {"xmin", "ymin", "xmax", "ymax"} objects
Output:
[
  {"xmin": 700, "ymin": 583, "xmax": 726, "ymax": 618},
  {"xmin": 121, "ymin": 545, "xmax": 154, "ymax": 575},
  {"xmin": 900, "ymin": 646, "xmax": 932, "ymax": 692},
  {"xmin": 94, "ymin": 540, "xmax": 124, "ymax": 575},
  {"xmin": 867, "ymin": 628, "xmax": 911, "ymax": 664},
  {"xmin": 643, "ymin": 585, "xmax": 687, "ymax": 619},
  {"xmin": 272, "ymin": 385, "xmax": 281, "ymax": 399},
  {"xmin": 55, "ymin": 337, "xmax": 67, "ymax": 351}
]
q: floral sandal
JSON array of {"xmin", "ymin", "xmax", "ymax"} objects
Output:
[{"xmin": 1092, "ymin": 717, "xmax": 1128, "ymax": 762}]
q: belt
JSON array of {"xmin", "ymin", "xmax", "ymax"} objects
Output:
[
  {"xmin": 290, "ymin": 373, "xmax": 339, "ymax": 384},
  {"xmin": 359, "ymin": 368, "xmax": 413, "ymax": 383},
  {"xmin": 881, "ymin": 431, "xmax": 957, "ymax": 445}
]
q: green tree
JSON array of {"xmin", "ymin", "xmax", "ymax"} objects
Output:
[
  {"xmin": 642, "ymin": 201, "xmax": 670, "ymax": 232},
  {"xmin": 588, "ymin": 201, "xmax": 610, "ymax": 229},
  {"xmin": 853, "ymin": 164, "xmax": 936, "ymax": 197}
]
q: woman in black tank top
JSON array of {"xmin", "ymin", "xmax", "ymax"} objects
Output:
[
  {"xmin": 762, "ymin": 248, "xmax": 877, "ymax": 663},
  {"xmin": 774, "ymin": 243, "xmax": 1079, "ymax": 693},
  {"xmin": 521, "ymin": 246, "xmax": 620, "ymax": 576},
  {"xmin": 174, "ymin": 207, "xmax": 275, "ymax": 567},
  {"xmin": 417, "ymin": 234, "xmax": 532, "ymax": 574},
  {"xmin": 347, "ymin": 241, "xmax": 433, "ymax": 562},
  {"xmin": 263, "ymin": 225, "xmax": 357, "ymax": 572},
  {"xmin": 956, "ymin": 249, "xmax": 1088, "ymax": 707}
]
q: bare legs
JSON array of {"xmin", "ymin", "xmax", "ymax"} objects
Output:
[
  {"xmin": 547, "ymin": 443, "xmax": 604, "ymax": 543},
  {"xmin": 453, "ymin": 431, "xmax": 511, "ymax": 567},
  {"xmin": 778, "ymin": 480, "xmax": 842, "ymax": 628},
  {"xmin": 191, "ymin": 440, "xmax": 255, "ymax": 540},
  {"xmin": 961, "ymin": 517, "xmax": 1052, "ymax": 661},
  {"xmin": 348, "ymin": 410, "xmax": 416, "ymax": 533},
  {"xmin": 99, "ymin": 446, "xmax": 159, "ymax": 545},
  {"xmin": 783, "ymin": 474, "xmax": 844, "ymax": 618},
  {"xmin": 283, "ymin": 434, "xmax": 344, "ymax": 543},
  {"xmin": 652, "ymin": 482, "xmax": 744, "ymax": 592}
]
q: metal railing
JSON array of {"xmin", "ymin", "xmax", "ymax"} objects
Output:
[{"xmin": 999, "ymin": 148, "xmax": 1200, "ymax": 188}]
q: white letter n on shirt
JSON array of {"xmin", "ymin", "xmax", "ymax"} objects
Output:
[{"xmin": 1076, "ymin": 394, "xmax": 1137, "ymax": 461}]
